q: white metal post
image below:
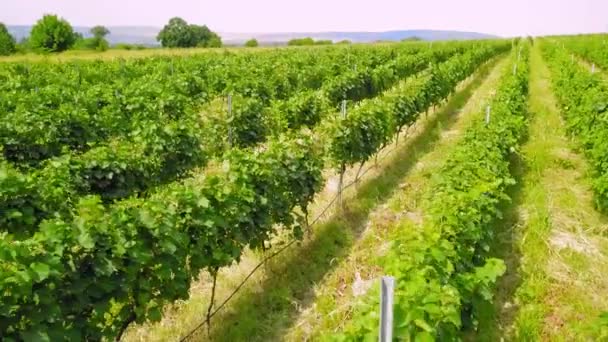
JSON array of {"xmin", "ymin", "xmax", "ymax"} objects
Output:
[
  {"xmin": 379, "ymin": 276, "xmax": 395, "ymax": 342},
  {"xmin": 486, "ymin": 105, "xmax": 491, "ymax": 125}
]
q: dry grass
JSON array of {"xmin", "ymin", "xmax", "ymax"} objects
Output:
[{"xmin": 483, "ymin": 42, "xmax": 608, "ymax": 342}]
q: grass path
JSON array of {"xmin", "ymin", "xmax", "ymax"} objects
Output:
[
  {"xmin": 285, "ymin": 55, "xmax": 511, "ymax": 341},
  {"xmin": 476, "ymin": 42, "xmax": 608, "ymax": 341},
  {"xmin": 123, "ymin": 55, "xmax": 507, "ymax": 342}
]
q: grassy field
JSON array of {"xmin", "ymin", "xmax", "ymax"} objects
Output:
[{"xmin": 0, "ymin": 42, "xmax": 388, "ymax": 63}]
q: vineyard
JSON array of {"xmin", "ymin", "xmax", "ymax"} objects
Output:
[{"xmin": 2, "ymin": 35, "xmax": 608, "ymax": 341}]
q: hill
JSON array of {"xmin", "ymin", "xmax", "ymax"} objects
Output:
[{"xmin": 7, "ymin": 25, "xmax": 498, "ymax": 47}]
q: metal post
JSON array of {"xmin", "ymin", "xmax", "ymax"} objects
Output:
[
  {"xmin": 485, "ymin": 105, "xmax": 491, "ymax": 125},
  {"xmin": 379, "ymin": 276, "xmax": 395, "ymax": 342},
  {"xmin": 227, "ymin": 94, "xmax": 233, "ymax": 146},
  {"xmin": 338, "ymin": 100, "xmax": 347, "ymax": 208}
]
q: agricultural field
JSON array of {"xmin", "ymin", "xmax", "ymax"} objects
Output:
[{"xmin": 1, "ymin": 34, "xmax": 608, "ymax": 342}]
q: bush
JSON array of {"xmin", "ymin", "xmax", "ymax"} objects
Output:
[
  {"xmin": 244, "ymin": 38, "xmax": 259, "ymax": 47},
  {"xmin": 287, "ymin": 37, "xmax": 315, "ymax": 46},
  {"xmin": 114, "ymin": 43, "xmax": 146, "ymax": 50},
  {"xmin": 29, "ymin": 14, "xmax": 76, "ymax": 52},
  {"xmin": 204, "ymin": 35, "xmax": 222, "ymax": 48},
  {"xmin": 314, "ymin": 40, "xmax": 333, "ymax": 45}
]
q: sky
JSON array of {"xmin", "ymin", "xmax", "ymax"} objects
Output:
[{"xmin": 1, "ymin": 0, "xmax": 607, "ymax": 37}]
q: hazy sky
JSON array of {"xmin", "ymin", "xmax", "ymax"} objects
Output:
[{"xmin": 1, "ymin": 0, "xmax": 607, "ymax": 36}]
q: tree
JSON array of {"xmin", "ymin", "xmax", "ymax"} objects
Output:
[
  {"xmin": 190, "ymin": 24, "xmax": 222, "ymax": 47},
  {"xmin": 90, "ymin": 25, "xmax": 110, "ymax": 39},
  {"xmin": 157, "ymin": 17, "xmax": 192, "ymax": 48},
  {"xmin": 205, "ymin": 34, "xmax": 222, "ymax": 48},
  {"xmin": 157, "ymin": 17, "xmax": 221, "ymax": 48},
  {"xmin": 90, "ymin": 25, "xmax": 110, "ymax": 51},
  {"xmin": 0, "ymin": 23, "xmax": 16, "ymax": 55},
  {"xmin": 29, "ymin": 14, "xmax": 76, "ymax": 52},
  {"xmin": 244, "ymin": 38, "xmax": 259, "ymax": 47}
]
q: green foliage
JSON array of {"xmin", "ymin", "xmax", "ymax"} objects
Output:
[
  {"xmin": 336, "ymin": 39, "xmax": 352, "ymax": 45},
  {"xmin": 114, "ymin": 43, "xmax": 146, "ymax": 50},
  {"xmin": 15, "ymin": 37, "xmax": 30, "ymax": 53},
  {"xmin": 191, "ymin": 24, "xmax": 222, "ymax": 48},
  {"xmin": 270, "ymin": 90, "xmax": 330, "ymax": 130},
  {"xmin": 560, "ymin": 34, "xmax": 608, "ymax": 71},
  {"xmin": 204, "ymin": 34, "xmax": 222, "ymax": 48},
  {"xmin": 157, "ymin": 17, "xmax": 222, "ymax": 48},
  {"xmin": 73, "ymin": 37, "xmax": 109, "ymax": 51},
  {"xmin": 90, "ymin": 25, "xmax": 109, "ymax": 39},
  {"xmin": 0, "ymin": 133, "xmax": 324, "ymax": 341},
  {"xmin": 315, "ymin": 40, "xmax": 333, "ymax": 45},
  {"xmin": 288, "ymin": 37, "xmax": 315, "ymax": 46},
  {"xmin": 325, "ymin": 43, "xmax": 510, "ymax": 169},
  {"xmin": 29, "ymin": 14, "xmax": 76, "ymax": 52},
  {"xmin": 0, "ymin": 23, "xmax": 16, "ymax": 55},
  {"xmin": 0, "ymin": 39, "xmax": 512, "ymax": 340},
  {"xmin": 542, "ymin": 40, "xmax": 608, "ymax": 212},
  {"xmin": 79, "ymin": 25, "xmax": 111, "ymax": 51},
  {"xmin": 336, "ymin": 43, "xmax": 530, "ymax": 340},
  {"xmin": 245, "ymin": 38, "xmax": 259, "ymax": 47}
]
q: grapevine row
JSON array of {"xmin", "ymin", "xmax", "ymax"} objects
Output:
[
  {"xmin": 0, "ymin": 44, "xmax": 424, "ymax": 167},
  {"xmin": 0, "ymin": 43, "xmax": 472, "ymax": 236},
  {"xmin": 336, "ymin": 43, "xmax": 529, "ymax": 340},
  {"xmin": 541, "ymin": 40, "xmax": 608, "ymax": 211},
  {"xmin": 0, "ymin": 41, "xmax": 509, "ymax": 340},
  {"xmin": 559, "ymin": 34, "xmax": 608, "ymax": 71}
]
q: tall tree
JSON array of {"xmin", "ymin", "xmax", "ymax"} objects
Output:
[
  {"xmin": 90, "ymin": 25, "xmax": 110, "ymax": 39},
  {"xmin": 0, "ymin": 23, "xmax": 16, "ymax": 55},
  {"xmin": 90, "ymin": 25, "xmax": 110, "ymax": 51},
  {"xmin": 157, "ymin": 17, "xmax": 194, "ymax": 48},
  {"xmin": 29, "ymin": 14, "xmax": 76, "ymax": 52},
  {"xmin": 157, "ymin": 17, "xmax": 222, "ymax": 48}
]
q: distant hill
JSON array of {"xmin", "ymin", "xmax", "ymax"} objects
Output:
[
  {"xmin": 7, "ymin": 25, "xmax": 498, "ymax": 47},
  {"xmin": 222, "ymin": 30, "xmax": 499, "ymax": 44}
]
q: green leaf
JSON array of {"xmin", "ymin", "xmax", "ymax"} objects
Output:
[{"xmin": 30, "ymin": 262, "xmax": 51, "ymax": 281}]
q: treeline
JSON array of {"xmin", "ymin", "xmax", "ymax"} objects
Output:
[
  {"xmin": 287, "ymin": 37, "xmax": 348, "ymax": 46},
  {"xmin": 0, "ymin": 15, "xmax": 224, "ymax": 56}
]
